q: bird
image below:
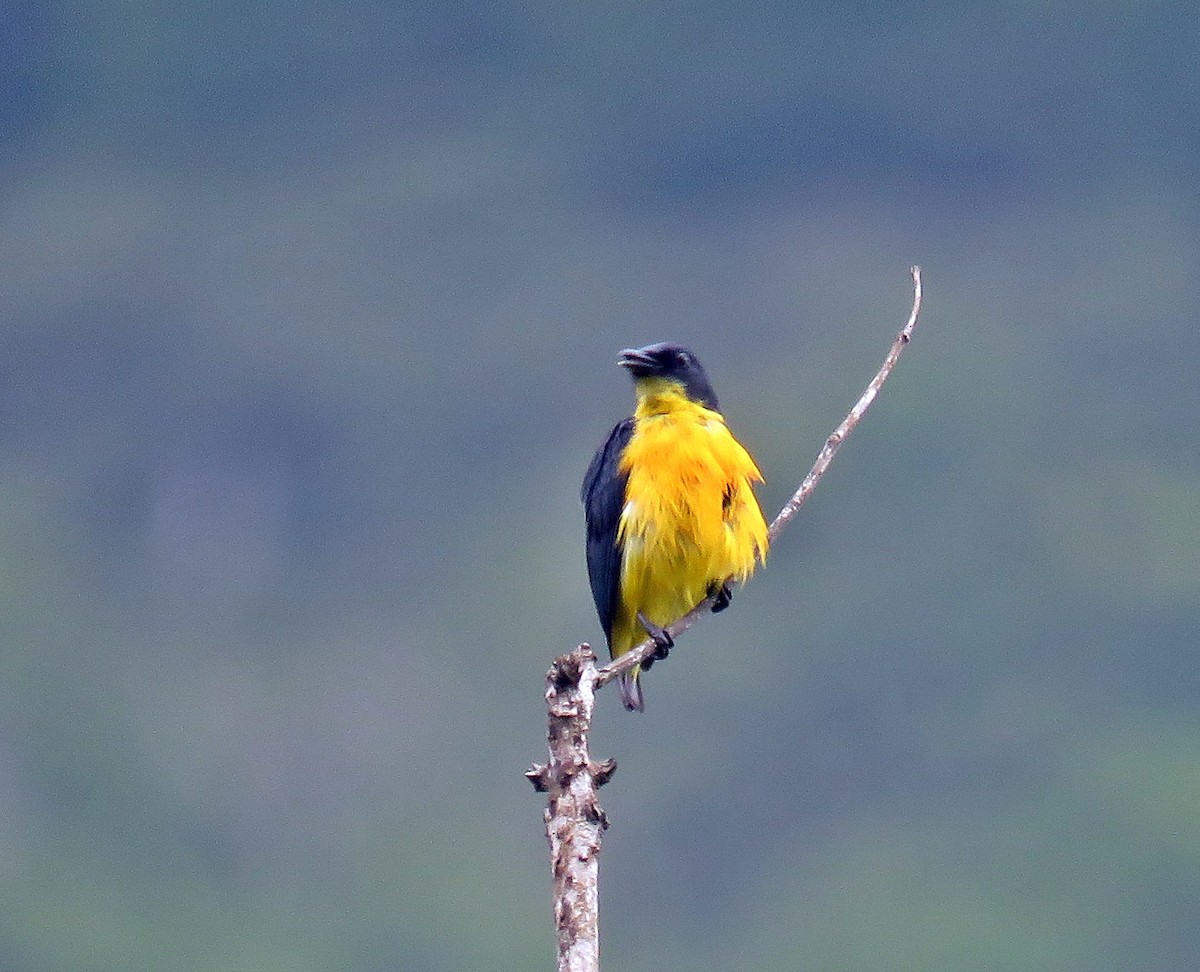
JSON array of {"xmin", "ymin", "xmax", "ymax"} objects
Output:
[{"xmin": 581, "ymin": 342, "xmax": 769, "ymax": 711}]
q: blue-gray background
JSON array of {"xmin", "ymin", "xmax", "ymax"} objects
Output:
[{"xmin": 3, "ymin": 3, "xmax": 1199, "ymax": 970}]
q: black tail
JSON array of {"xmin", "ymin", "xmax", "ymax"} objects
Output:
[{"xmin": 619, "ymin": 670, "xmax": 645, "ymax": 712}]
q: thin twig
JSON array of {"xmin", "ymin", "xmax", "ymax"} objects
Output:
[{"xmin": 595, "ymin": 265, "xmax": 923, "ymax": 690}]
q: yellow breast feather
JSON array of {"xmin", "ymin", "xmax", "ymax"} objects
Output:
[{"xmin": 611, "ymin": 392, "xmax": 768, "ymax": 662}]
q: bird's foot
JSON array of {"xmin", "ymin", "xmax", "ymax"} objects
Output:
[
  {"xmin": 709, "ymin": 581, "xmax": 733, "ymax": 614},
  {"xmin": 636, "ymin": 612, "xmax": 673, "ymax": 671}
]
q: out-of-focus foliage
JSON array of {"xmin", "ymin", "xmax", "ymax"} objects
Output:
[{"xmin": 2, "ymin": 2, "xmax": 1198, "ymax": 970}]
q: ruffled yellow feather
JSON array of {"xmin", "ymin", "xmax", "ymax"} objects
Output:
[{"xmin": 610, "ymin": 381, "xmax": 768, "ymax": 669}]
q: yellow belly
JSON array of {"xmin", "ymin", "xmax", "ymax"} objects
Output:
[{"xmin": 611, "ymin": 402, "xmax": 768, "ymax": 661}]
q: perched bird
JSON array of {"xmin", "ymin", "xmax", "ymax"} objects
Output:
[{"xmin": 582, "ymin": 342, "xmax": 769, "ymax": 711}]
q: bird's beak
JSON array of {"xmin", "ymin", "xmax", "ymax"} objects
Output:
[{"xmin": 618, "ymin": 346, "xmax": 656, "ymax": 370}]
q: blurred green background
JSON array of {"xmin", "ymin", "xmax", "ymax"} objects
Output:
[{"xmin": 3, "ymin": 2, "xmax": 1199, "ymax": 970}]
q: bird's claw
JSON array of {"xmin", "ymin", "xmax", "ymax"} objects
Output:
[
  {"xmin": 710, "ymin": 582, "xmax": 733, "ymax": 613},
  {"xmin": 637, "ymin": 612, "xmax": 674, "ymax": 670}
]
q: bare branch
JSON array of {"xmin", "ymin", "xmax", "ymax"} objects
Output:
[
  {"xmin": 768, "ymin": 264, "xmax": 922, "ymax": 541},
  {"xmin": 527, "ymin": 645, "xmax": 610, "ymax": 972},
  {"xmin": 595, "ymin": 265, "xmax": 923, "ymax": 690}
]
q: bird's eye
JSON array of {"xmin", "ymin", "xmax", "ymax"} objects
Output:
[{"xmin": 676, "ymin": 351, "xmax": 691, "ymax": 366}]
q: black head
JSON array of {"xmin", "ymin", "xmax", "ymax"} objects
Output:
[{"xmin": 618, "ymin": 342, "xmax": 720, "ymax": 411}]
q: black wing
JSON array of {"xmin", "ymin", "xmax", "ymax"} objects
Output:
[{"xmin": 581, "ymin": 418, "xmax": 634, "ymax": 646}]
